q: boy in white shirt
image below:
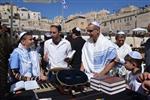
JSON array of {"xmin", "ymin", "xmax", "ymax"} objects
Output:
[{"xmin": 124, "ymin": 51, "xmax": 143, "ymax": 91}]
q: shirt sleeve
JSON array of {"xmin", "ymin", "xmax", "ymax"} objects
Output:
[
  {"xmin": 66, "ymin": 42, "xmax": 72, "ymax": 56},
  {"xmin": 44, "ymin": 41, "xmax": 48, "ymax": 55},
  {"xmin": 9, "ymin": 51, "xmax": 19, "ymax": 69},
  {"xmin": 107, "ymin": 48, "xmax": 117, "ymax": 60}
]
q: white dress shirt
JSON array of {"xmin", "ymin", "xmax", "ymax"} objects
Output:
[{"xmin": 44, "ymin": 38, "xmax": 72, "ymax": 69}]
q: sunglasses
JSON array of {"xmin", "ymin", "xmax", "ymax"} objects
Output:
[
  {"xmin": 50, "ymin": 31, "xmax": 57, "ymax": 34},
  {"xmin": 87, "ymin": 30, "xmax": 94, "ymax": 33}
]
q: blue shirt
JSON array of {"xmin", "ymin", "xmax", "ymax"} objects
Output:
[{"xmin": 9, "ymin": 43, "xmax": 32, "ymax": 77}]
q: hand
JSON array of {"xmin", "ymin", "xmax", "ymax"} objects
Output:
[
  {"xmin": 142, "ymin": 80, "xmax": 150, "ymax": 92},
  {"xmin": 80, "ymin": 65, "xmax": 85, "ymax": 72},
  {"xmin": 64, "ymin": 57, "xmax": 71, "ymax": 63},
  {"xmin": 39, "ymin": 74, "xmax": 48, "ymax": 81},
  {"xmin": 138, "ymin": 72, "xmax": 150, "ymax": 82},
  {"xmin": 93, "ymin": 72, "xmax": 103, "ymax": 78},
  {"xmin": 114, "ymin": 57, "xmax": 120, "ymax": 63},
  {"xmin": 93, "ymin": 73, "xmax": 99, "ymax": 78},
  {"xmin": 15, "ymin": 90, "xmax": 23, "ymax": 94},
  {"xmin": 26, "ymin": 77, "xmax": 31, "ymax": 81}
]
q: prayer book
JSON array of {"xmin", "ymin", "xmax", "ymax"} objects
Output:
[
  {"xmin": 100, "ymin": 87, "xmax": 126, "ymax": 95},
  {"xmin": 90, "ymin": 76, "xmax": 126, "ymax": 95},
  {"xmin": 100, "ymin": 84, "xmax": 126, "ymax": 91},
  {"xmin": 67, "ymin": 50, "xmax": 76, "ymax": 58},
  {"xmin": 90, "ymin": 84, "xmax": 101, "ymax": 91},
  {"xmin": 10, "ymin": 80, "xmax": 40, "ymax": 92},
  {"xmin": 90, "ymin": 81, "xmax": 126, "ymax": 89},
  {"xmin": 90, "ymin": 75, "xmax": 109, "ymax": 84},
  {"xmin": 99, "ymin": 76, "xmax": 126, "ymax": 87}
]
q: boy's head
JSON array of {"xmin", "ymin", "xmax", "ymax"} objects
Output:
[
  {"xmin": 19, "ymin": 31, "xmax": 33, "ymax": 48},
  {"xmin": 124, "ymin": 51, "xmax": 142, "ymax": 71}
]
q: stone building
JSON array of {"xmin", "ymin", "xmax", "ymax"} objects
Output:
[
  {"xmin": 64, "ymin": 15, "xmax": 88, "ymax": 32},
  {"xmin": 0, "ymin": 3, "xmax": 52, "ymax": 32}
]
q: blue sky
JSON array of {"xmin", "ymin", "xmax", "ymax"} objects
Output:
[{"xmin": 1, "ymin": 0, "xmax": 150, "ymax": 20}]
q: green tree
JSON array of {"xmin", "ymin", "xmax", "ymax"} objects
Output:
[{"xmin": 0, "ymin": 26, "xmax": 17, "ymax": 99}]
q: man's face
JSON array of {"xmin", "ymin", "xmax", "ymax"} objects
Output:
[
  {"xmin": 116, "ymin": 35, "xmax": 125, "ymax": 47},
  {"xmin": 86, "ymin": 24, "xmax": 99, "ymax": 41},
  {"xmin": 50, "ymin": 27, "xmax": 59, "ymax": 40},
  {"xmin": 71, "ymin": 33, "xmax": 76, "ymax": 39}
]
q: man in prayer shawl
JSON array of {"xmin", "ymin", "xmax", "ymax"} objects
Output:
[
  {"xmin": 112, "ymin": 31, "xmax": 132, "ymax": 78},
  {"xmin": 80, "ymin": 21, "xmax": 117, "ymax": 79}
]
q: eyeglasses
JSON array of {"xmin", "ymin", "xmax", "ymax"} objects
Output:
[
  {"xmin": 87, "ymin": 30, "xmax": 94, "ymax": 33},
  {"xmin": 50, "ymin": 31, "xmax": 57, "ymax": 34}
]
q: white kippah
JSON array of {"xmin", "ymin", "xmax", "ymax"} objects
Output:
[
  {"xmin": 116, "ymin": 31, "xmax": 125, "ymax": 35},
  {"xmin": 91, "ymin": 21, "xmax": 100, "ymax": 27},
  {"xmin": 19, "ymin": 31, "xmax": 27, "ymax": 40},
  {"xmin": 76, "ymin": 27, "xmax": 81, "ymax": 32},
  {"xmin": 128, "ymin": 51, "xmax": 142, "ymax": 59}
]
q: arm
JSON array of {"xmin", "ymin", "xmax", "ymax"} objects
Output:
[
  {"xmin": 94, "ymin": 48, "xmax": 117, "ymax": 77},
  {"xmin": 142, "ymin": 80, "xmax": 150, "ymax": 91},
  {"xmin": 39, "ymin": 68, "xmax": 48, "ymax": 81},
  {"xmin": 43, "ymin": 51, "xmax": 49, "ymax": 62},
  {"xmin": 9, "ymin": 51, "xmax": 26, "ymax": 81},
  {"xmin": 94, "ymin": 60, "xmax": 116, "ymax": 77},
  {"xmin": 43, "ymin": 41, "xmax": 49, "ymax": 62},
  {"xmin": 137, "ymin": 72, "xmax": 150, "ymax": 92},
  {"xmin": 66, "ymin": 42, "xmax": 72, "ymax": 58},
  {"xmin": 9, "ymin": 51, "xmax": 39, "ymax": 81},
  {"xmin": 10, "ymin": 68, "xmax": 40, "ymax": 81},
  {"xmin": 64, "ymin": 42, "xmax": 72, "ymax": 63},
  {"xmin": 138, "ymin": 72, "xmax": 150, "ymax": 82}
]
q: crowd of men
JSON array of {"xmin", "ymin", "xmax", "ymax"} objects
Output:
[{"xmin": 1, "ymin": 21, "xmax": 150, "ymax": 99}]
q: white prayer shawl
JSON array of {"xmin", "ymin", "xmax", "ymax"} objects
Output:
[
  {"xmin": 114, "ymin": 43, "xmax": 132, "ymax": 63},
  {"xmin": 29, "ymin": 50, "xmax": 41, "ymax": 77},
  {"xmin": 114, "ymin": 43, "xmax": 132, "ymax": 76},
  {"xmin": 82, "ymin": 34, "xmax": 117, "ymax": 79},
  {"xmin": 10, "ymin": 43, "xmax": 32, "ymax": 77}
]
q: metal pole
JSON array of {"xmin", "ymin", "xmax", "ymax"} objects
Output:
[
  {"xmin": 61, "ymin": 5, "xmax": 64, "ymax": 32},
  {"xmin": 10, "ymin": 0, "xmax": 13, "ymax": 36}
]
